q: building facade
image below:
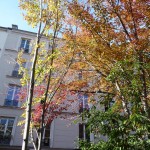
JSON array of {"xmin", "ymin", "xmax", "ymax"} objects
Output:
[{"xmin": 0, "ymin": 25, "xmax": 81, "ymax": 149}]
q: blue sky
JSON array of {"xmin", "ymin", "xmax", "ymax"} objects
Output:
[{"xmin": 0, "ymin": 0, "xmax": 37, "ymax": 32}]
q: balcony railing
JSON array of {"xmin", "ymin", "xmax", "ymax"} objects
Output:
[{"xmin": 4, "ymin": 99, "xmax": 18, "ymax": 107}]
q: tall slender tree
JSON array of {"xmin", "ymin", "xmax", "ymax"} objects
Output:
[
  {"xmin": 20, "ymin": 1, "xmax": 45, "ymax": 149},
  {"xmin": 19, "ymin": 0, "xmax": 65, "ymax": 149}
]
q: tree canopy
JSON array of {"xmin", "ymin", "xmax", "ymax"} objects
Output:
[{"xmin": 18, "ymin": 0, "xmax": 150, "ymax": 149}]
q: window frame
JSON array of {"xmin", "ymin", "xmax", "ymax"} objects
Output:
[
  {"xmin": 79, "ymin": 123, "xmax": 90, "ymax": 141},
  {"xmin": 0, "ymin": 117, "xmax": 15, "ymax": 145},
  {"xmin": 20, "ymin": 38, "xmax": 31, "ymax": 53},
  {"xmin": 78, "ymin": 93, "xmax": 89, "ymax": 113},
  {"xmin": 4, "ymin": 85, "xmax": 21, "ymax": 107}
]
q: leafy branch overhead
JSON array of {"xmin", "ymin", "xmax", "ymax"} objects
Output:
[
  {"xmin": 18, "ymin": 0, "xmax": 150, "ymax": 150},
  {"xmin": 64, "ymin": 0, "xmax": 150, "ymax": 149}
]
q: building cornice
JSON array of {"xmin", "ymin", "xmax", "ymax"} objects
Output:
[
  {"xmin": 0, "ymin": 26, "xmax": 37, "ymax": 35},
  {"xmin": 0, "ymin": 26, "xmax": 49, "ymax": 40}
]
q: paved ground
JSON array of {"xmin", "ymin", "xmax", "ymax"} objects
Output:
[{"xmin": 0, "ymin": 146, "xmax": 78, "ymax": 150}]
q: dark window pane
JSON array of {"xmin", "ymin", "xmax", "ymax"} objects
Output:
[
  {"xmin": 0, "ymin": 125, "xmax": 5, "ymax": 131},
  {"xmin": 45, "ymin": 124, "xmax": 50, "ymax": 138},
  {"xmin": 25, "ymin": 40, "xmax": 30, "ymax": 52},
  {"xmin": 27, "ymin": 40, "xmax": 30, "ymax": 45},
  {"xmin": 24, "ymin": 48, "xmax": 29, "ymax": 53},
  {"xmin": 14, "ymin": 63, "xmax": 19, "ymax": 71},
  {"xmin": 12, "ymin": 70, "xmax": 19, "ymax": 77},
  {"xmin": 20, "ymin": 39, "xmax": 25, "ymax": 48},
  {"xmin": 78, "ymin": 94, "xmax": 89, "ymax": 112},
  {"xmin": 6, "ymin": 86, "xmax": 14, "ymax": 100},
  {"xmin": 79, "ymin": 124, "xmax": 84, "ymax": 139},
  {"xmin": 6, "ymin": 127, "xmax": 13, "ymax": 134},
  {"xmin": 14, "ymin": 87, "xmax": 20, "ymax": 100},
  {"xmin": 25, "ymin": 44, "xmax": 29, "ymax": 49},
  {"xmin": 0, "ymin": 131, "xmax": 4, "ymax": 136},
  {"xmin": 5, "ymin": 85, "xmax": 20, "ymax": 106},
  {"xmin": 85, "ymin": 125, "xmax": 90, "ymax": 142},
  {"xmin": 8, "ymin": 120, "xmax": 14, "ymax": 126},
  {"xmin": 0, "ymin": 118, "xmax": 14, "ymax": 145},
  {"xmin": 44, "ymin": 124, "xmax": 50, "ymax": 146},
  {"xmin": 4, "ymin": 100, "xmax": 12, "ymax": 106},
  {"xmin": 12, "ymin": 100, "xmax": 18, "ymax": 107},
  {"xmin": 84, "ymin": 95, "xmax": 88, "ymax": 109},
  {"xmin": 20, "ymin": 39, "xmax": 30, "ymax": 53},
  {"xmin": 1, "ymin": 119, "xmax": 7, "ymax": 125}
]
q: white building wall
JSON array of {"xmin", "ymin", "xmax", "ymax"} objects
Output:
[
  {"xmin": 0, "ymin": 29, "xmax": 8, "ymax": 58},
  {"xmin": 0, "ymin": 107, "xmax": 23, "ymax": 146},
  {"xmin": 0, "ymin": 26, "xmax": 79, "ymax": 149},
  {"xmin": 52, "ymin": 117, "xmax": 79, "ymax": 149}
]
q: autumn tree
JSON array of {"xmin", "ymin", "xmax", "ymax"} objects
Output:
[
  {"xmin": 18, "ymin": 0, "xmax": 150, "ymax": 149},
  {"xmin": 61, "ymin": 0, "xmax": 150, "ymax": 149},
  {"xmin": 19, "ymin": 0, "xmax": 47, "ymax": 149},
  {"xmin": 18, "ymin": 0, "xmax": 73, "ymax": 150}
]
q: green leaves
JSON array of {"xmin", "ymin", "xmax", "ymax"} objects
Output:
[
  {"xmin": 78, "ymin": 55, "xmax": 150, "ymax": 149},
  {"xmin": 80, "ymin": 106, "xmax": 150, "ymax": 149}
]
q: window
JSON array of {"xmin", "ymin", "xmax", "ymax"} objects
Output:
[
  {"xmin": 79, "ymin": 93, "xmax": 89, "ymax": 113},
  {"xmin": 78, "ymin": 94, "xmax": 90, "ymax": 142},
  {"xmin": 20, "ymin": 38, "xmax": 30, "ymax": 53},
  {"xmin": 4, "ymin": 85, "xmax": 20, "ymax": 107},
  {"xmin": 12, "ymin": 62, "xmax": 26, "ymax": 78},
  {"xmin": 79, "ymin": 124, "xmax": 90, "ymax": 141},
  {"xmin": 43, "ymin": 124, "xmax": 50, "ymax": 146},
  {"xmin": 0, "ymin": 117, "xmax": 15, "ymax": 145}
]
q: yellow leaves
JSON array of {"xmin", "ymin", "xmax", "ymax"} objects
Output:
[
  {"xmin": 88, "ymin": 98, "xmax": 96, "ymax": 105},
  {"xmin": 19, "ymin": 0, "xmax": 40, "ymax": 26},
  {"xmin": 126, "ymin": 15, "xmax": 132, "ymax": 22},
  {"xmin": 98, "ymin": 77, "xmax": 114, "ymax": 93},
  {"xmin": 19, "ymin": 0, "xmax": 63, "ymax": 28},
  {"xmin": 71, "ymin": 61, "xmax": 88, "ymax": 70},
  {"xmin": 17, "ymin": 50, "xmax": 24, "ymax": 61},
  {"xmin": 69, "ymin": 81, "xmax": 88, "ymax": 90},
  {"xmin": 18, "ymin": 120, "xmax": 25, "ymax": 126},
  {"xmin": 21, "ymin": 112, "xmax": 26, "ymax": 118}
]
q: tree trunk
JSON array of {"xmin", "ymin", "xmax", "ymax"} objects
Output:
[
  {"xmin": 37, "ymin": 2, "xmax": 59, "ymax": 149},
  {"xmin": 138, "ymin": 52, "xmax": 150, "ymax": 118},
  {"xmin": 22, "ymin": 25, "xmax": 42, "ymax": 150},
  {"xmin": 22, "ymin": 0, "xmax": 44, "ymax": 149},
  {"xmin": 115, "ymin": 82, "xmax": 130, "ymax": 117}
]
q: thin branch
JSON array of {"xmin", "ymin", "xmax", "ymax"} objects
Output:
[
  {"xmin": 129, "ymin": 0, "xmax": 138, "ymax": 40},
  {"xmin": 109, "ymin": 0, "xmax": 132, "ymax": 42}
]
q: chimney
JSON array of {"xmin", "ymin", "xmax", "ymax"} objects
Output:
[{"xmin": 12, "ymin": 24, "xmax": 18, "ymax": 30}]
